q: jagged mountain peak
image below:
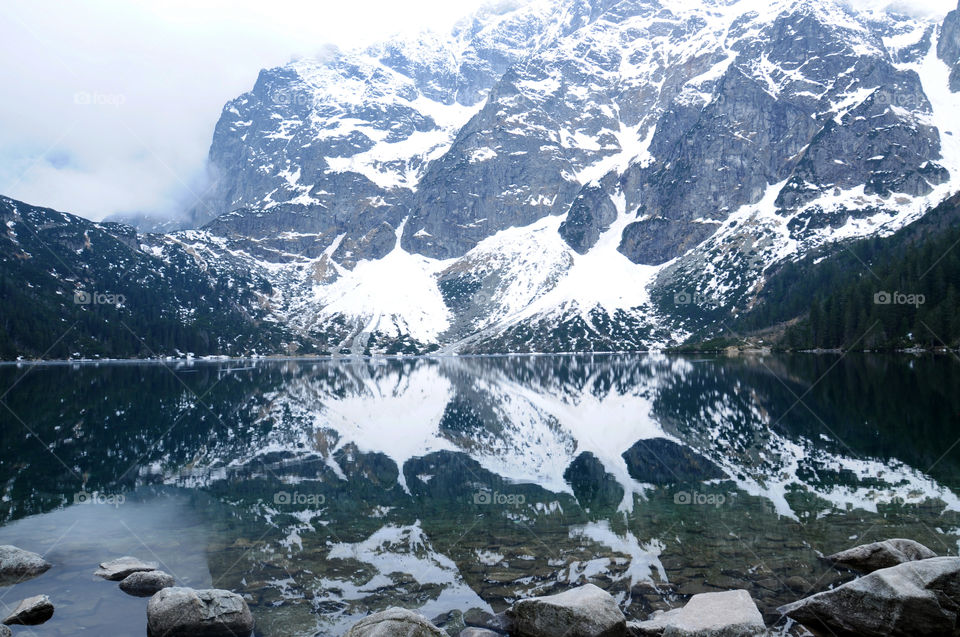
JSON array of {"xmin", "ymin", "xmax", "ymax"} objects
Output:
[{"xmin": 176, "ymin": 0, "xmax": 960, "ymax": 355}]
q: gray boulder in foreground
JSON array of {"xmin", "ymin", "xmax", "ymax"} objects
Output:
[
  {"xmin": 120, "ymin": 569, "xmax": 175, "ymax": 596},
  {"xmin": 94, "ymin": 555, "xmax": 158, "ymax": 580},
  {"xmin": 629, "ymin": 590, "xmax": 765, "ymax": 636},
  {"xmin": 827, "ymin": 538, "xmax": 937, "ymax": 574},
  {"xmin": 507, "ymin": 583, "xmax": 626, "ymax": 637},
  {"xmin": 0, "ymin": 624, "xmax": 11, "ymax": 636},
  {"xmin": 146, "ymin": 587, "xmax": 254, "ymax": 637},
  {"xmin": 0, "ymin": 545, "xmax": 51, "ymax": 584},
  {"xmin": 780, "ymin": 556, "xmax": 960, "ymax": 636},
  {"xmin": 344, "ymin": 607, "xmax": 446, "ymax": 637},
  {"xmin": 3, "ymin": 594, "xmax": 54, "ymax": 625}
]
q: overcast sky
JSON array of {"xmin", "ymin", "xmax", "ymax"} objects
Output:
[
  {"xmin": 0, "ymin": 0, "xmax": 953, "ymax": 222},
  {"xmin": 0, "ymin": 0, "xmax": 490, "ymax": 221}
]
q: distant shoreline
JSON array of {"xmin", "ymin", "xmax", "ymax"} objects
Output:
[{"xmin": 1, "ymin": 348, "xmax": 955, "ymax": 366}]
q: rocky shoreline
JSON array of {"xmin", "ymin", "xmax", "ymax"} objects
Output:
[{"xmin": 0, "ymin": 537, "xmax": 956, "ymax": 636}]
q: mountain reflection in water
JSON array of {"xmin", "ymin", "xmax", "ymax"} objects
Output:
[{"xmin": 1, "ymin": 354, "xmax": 958, "ymax": 636}]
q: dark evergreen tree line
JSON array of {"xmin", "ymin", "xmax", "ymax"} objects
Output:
[{"xmin": 738, "ymin": 193, "xmax": 960, "ymax": 350}]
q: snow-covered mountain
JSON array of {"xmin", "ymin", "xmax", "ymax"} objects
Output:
[{"xmin": 39, "ymin": 0, "xmax": 960, "ymax": 354}]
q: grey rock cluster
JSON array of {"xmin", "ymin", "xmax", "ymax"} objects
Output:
[
  {"xmin": 94, "ymin": 555, "xmax": 176, "ymax": 598},
  {"xmin": 91, "ymin": 557, "xmax": 251, "ymax": 636},
  {"xmin": 94, "ymin": 555, "xmax": 159, "ymax": 581},
  {"xmin": 0, "ymin": 546, "xmax": 247, "ymax": 634},
  {"xmin": 781, "ymin": 538, "xmax": 957, "ymax": 636},
  {"xmin": 344, "ymin": 584, "xmax": 768, "ymax": 637},
  {"xmin": 0, "ymin": 545, "xmax": 55, "ymax": 628}
]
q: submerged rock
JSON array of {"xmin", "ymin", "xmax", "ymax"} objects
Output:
[
  {"xmin": 3, "ymin": 594, "xmax": 54, "ymax": 625},
  {"xmin": 826, "ymin": 538, "xmax": 937, "ymax": 574},
  {"xmin": 94, "ymin": 556, "xmax": 158, "ymax": 580},
  {"xmin": 507, "ymin": 583, "xmax": 626, "ymax": 637},
  {"xmin": 463, "ymin": 608, "xmax": 512, "ymax": 633},
  {"xmin": 0, "ymin": 624, "xmax": 10, "ymax": 637},
  {"xmin": 344, "ymin": 607, "xmax": 446, "ymax": 637},
  {"xmin": 146, "ymin": 587, "xmax": 254, "ymax": 637},
  {"xmin": 119, "ymin": 570, "xmax": 175, "ymax": 596},
  {"xmin": 460, "ymin": 629, "xmax": 502, "ymax": 637},
  {"xmin": 629, "ymin": 590, "xmax": 765, "ymax": 636},
  {"xmin": 0, "ymin": 545, "xmax": 51, "ymax": 584},
  {"xmin": 780, "ymin": 556, "xmax": 960, "ymax": 636},
  {"xmin": 431, "ymin": 609, "xmax": 466, "ymax": 635}
]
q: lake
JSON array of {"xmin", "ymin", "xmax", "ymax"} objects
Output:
[{"xmin": 1, "ymin": 353, "xmax": 959, "ymax": 635}]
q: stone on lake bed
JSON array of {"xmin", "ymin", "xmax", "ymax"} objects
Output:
[
  {"xmin": 460, "ymin": 628, "xmax": 502, "ymax": 637},
  {"xmin": 3, "ymin": 594, "xmax": 55, "ymax": 626},
  {"xmin": 507, "ymin": 583, "xmax": 626, "ymax": 637},
  {"xmin": 119, "ymin": 570, "xmax": 175, "ymax": 596},
  {"xmin": 344, "ymin": 607, "xmax": 446, "ymax": 637},
  {"xmin": 826, "ymin": 538, "xmax": 936, "ymax": 574},
  {"xmin": 0, "ymin": 545, "xmax": 52, "ymax": 584},
  {"xmin": 463, "ymin": 608, "xmax": 512, "ymax": 633},
  {"xmin": 629, "ymin": 589, "xmax": 765, "ymax": 636},
  {"xmin": 0, "ymin": 625, "xmax": 10, "ymax": 637},
  {"xmin": 94, "ymin": 556, "xmax": 158, "ymax": 580},
  {"xmin": 147, "ymin": 587, "xmax": 254, "ymax": 637}
]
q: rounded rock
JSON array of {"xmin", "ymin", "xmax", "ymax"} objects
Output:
[
  {"xmin": 507, "ymin": 584, "xmax": 626, "ymax": 637},
  {"xmin": 345, "ymin": 607, "xmax": 446, "ymax": 637},
  {"xmin": 0, "ymin": 545, "xmax": 51, "ymax": 585},
  {"xmin": 826, "ymin": 538, "xmax": 937, "ymax": 574},
  {"xmin": 120, "ymin": 570, "xmax": 175, "ymax": 597},
  {"xmin": 147, "ymin": 587, "xmax": 254, "ymax": 637},
  {"xmin": 3, "ymin": 594, "xmax": 54, "ymax": 626}
]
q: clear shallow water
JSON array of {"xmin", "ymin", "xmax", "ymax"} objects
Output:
[{"xmin": 1, "ymin": 353, "xmax": 959, "ymax": 636}]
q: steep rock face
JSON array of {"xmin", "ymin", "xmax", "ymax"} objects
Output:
[
  {"xmin": 400, "ymin": 71, "xmax": 582, "ymax": 258},
  {"xmin": 558, "ymin": 179, "xmax": 619, "ymax": 254},
  {"xmin": 941, "ymin": 2, "xmax": 960, "ymax": 91},
  {"xmin": 196, "ymin": 0, "xmax": 609, "ymax": 261},
  {"xmin": 614, "ymin": 2, "xmax": 949, "ymax": 265}
]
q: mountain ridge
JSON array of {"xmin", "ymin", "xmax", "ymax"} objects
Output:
[{"xmin": 4, "ymin": 0, "xmax": 960, "ymax": 357}]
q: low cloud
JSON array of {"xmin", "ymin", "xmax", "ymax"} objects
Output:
[{"xmin": 0, "ymin": 0, "xmax": 493, "ymax": 222}]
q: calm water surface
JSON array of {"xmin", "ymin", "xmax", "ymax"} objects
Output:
[{"xmin": 1, "ymin": 354, "xmax": 959, "ymax": 635}]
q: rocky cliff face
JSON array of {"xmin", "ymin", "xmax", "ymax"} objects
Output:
[
  {"xmin": 940, "ymin": 1, "xmax": 960, "ymax": 91},
  {"xmin": 31, "ymin": 0, "xmax": 960, "ymax": 355}
]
